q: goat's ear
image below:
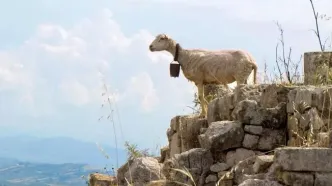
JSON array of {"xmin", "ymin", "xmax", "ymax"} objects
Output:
[{"xmin": 160, "ymin": 34, "xmax": 169, "ymax": 40}]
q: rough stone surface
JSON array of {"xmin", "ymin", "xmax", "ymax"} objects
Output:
[
  {"xmin": 226, "ymin": 148, "xmax": 256, "ymax": 168},
  {"xmin": 199, "ymin": 121, "xmax": 244, "ymax": 151},
  {"xmin": 238, "ymin": 179, "xmax": 283, "ymax": 186},
  {"xmin": 260, "ymin": 84, "xmax": 292, "ymax": 108},
  {"xmin": 253, "ymin": 155, "xmax": 274, "ymax": 174},
  {"xmin": 274, "ymin": 147, "xmax": 332, "ymax": 172},
  {"xmin": 207, "ymin": 92, "xmax": 234, "ymax": 124},
  {"xmin": 315, "ymin": 173, "xmax": 332, "ymax": 186},
  {"xmin": 244, "ymin": 125, "xmax": 263, "ymax": 135},
  {"xmin": 162, "ymin": 148, "xmax": 213, "ymax": 185},
  {"xmin": 205, "ymin": 174, "xmax": 218, "ymax": 183},
  {"xmin": 232, "ymin": 155, "xmax": 256, "ymax": 184},
  {"xmin": 233, "ymin": 84, "xmax": 264, "ymax": 105},
  {"xmin": 257, "ymin": 128, "xmax": 286, "ymax": 150},
  {"xmin": 232, "ymin": 100, "xmax": 287, "ymax": 129},
  {"xmin": 168, "ymin": 115, "xmax": 208, "ymax": 157},
  {"xmin": 242, "ymin": 134, "xmax": 259, "ymax": 149},
  {"xmin": 159, "ymin": 146, "xmax": 170, "ymax": 163},
  {"xmin": 117, "ymin": 157, "xmax": 164, "ymax": 186},
  {"xmin": 89, "ymin": 173, "xmax": 117, "ymax": 186},
  {"xmin": 279, "ymin": 171, "xmax": 314, "ymax": 186},
  {"xmin": 210, "ymin": 162, "xmax": 230, "ymax": 172}
]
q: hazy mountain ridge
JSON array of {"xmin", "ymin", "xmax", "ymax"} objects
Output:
[
  {"xmin": 0, "ymin": 136, "xmax": 127, "ymax": 167},
  {"xmin": 0, "ymin": 135, "xmax": 126, "ymax": 186},
  {"xmin": 0, "ymin": 157, "xmax": 104, "ymax": 186}
]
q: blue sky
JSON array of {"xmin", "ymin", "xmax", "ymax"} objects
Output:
[{"xmin": 0, "ymin": 0, "xmax": 331, "ymax": 151}]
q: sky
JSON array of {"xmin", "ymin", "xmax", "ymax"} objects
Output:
[{"xmin": 0, "ymin": 0, "xmax": 331, "ymax": 152}]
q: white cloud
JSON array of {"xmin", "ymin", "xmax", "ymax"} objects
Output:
[
  {"xmin": 0, "ymin": 8, "xmax": 194, "ymax": 117},
  {"xmin": 126, "ymin": 72, "xmax": 160, "ymax": 112},
  {"xmin": 58, "ymin": 79, "xmax": 91, "ymax": 106}
]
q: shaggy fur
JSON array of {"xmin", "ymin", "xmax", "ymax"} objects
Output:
[{"xmin": 149, "ymin": 34, "xmax": 258, "ymax": 117}]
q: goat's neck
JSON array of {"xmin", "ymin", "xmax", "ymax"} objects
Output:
[{"xmin": 166, "ymin": 43, "xmax": 190, "ymax": 68}]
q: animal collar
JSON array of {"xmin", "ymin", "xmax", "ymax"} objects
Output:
[{"xmin": 174, "ymin": 43, "xmax": 180, "ymax": 62}]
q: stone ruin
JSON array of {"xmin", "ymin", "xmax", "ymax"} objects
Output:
[{"xmin": 89, "ymin": 52, "xmax": 332, "ymax": 186}]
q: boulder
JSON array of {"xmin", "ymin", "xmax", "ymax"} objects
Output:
[
  {"xmin": 89, "ymin": 173, "xmax": 117, "ymax": 186},
  {"xmin": 168, "ymin": 115, "xmax": 208, "ymax": 157},
  {"xmin": 226, "ymin": 148, "xmax": 256, "ymax": 168},
  {"xmin": 253, "ymin": 155, "xmax": 274, "ymax": 174},
  {"xmin": 117, "ymin": 157, "xmax": 164, "ymax": 186},
  {"xmin": 257, "ymin": 128, "xmax": 286, "ymax": 151},
  {"xmin": 199, "ymin": 121, "xmax": 244, "ymax": 151},
  {"xmin": 315, "ymin": 173, "xmax": 332, "ymax": 186},
  {"xmin": 244, "ymin": 125, "xmax": 263, "ymax": 135},
  {"xmin": 242, "ymin": 134, "xmax": 259, "ymax": 149},
  {"xmin": 210, "ymin": 162, "xmax": 230, "ymax": 173},
  {"xmin": 232, "ymin": 100, "xmax": 287, "ymax": 129},
  {"xmin": 162, "ymin": 148, "xmax": 213, "ymax": 185},
  {"xmin": 279, "ymin": 171, "xmax": 314, "ymax": 186},
  {"xmin": 274, "ymin": 147, "xmax": 332, "ymax": 172}
]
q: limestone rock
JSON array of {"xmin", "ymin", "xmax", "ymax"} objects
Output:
[
  {"xmin": 117, "ymin": 157, "xmax": 164, "ymax": 186},
  {"xmin": 242, "ymin": 134, "xmax": 259, "ymax": 149},
  {"xmin": 244, "ymin": 125, "xmax": 263, "ymax": 135},
  {"xmin": 162, "ymin": 148, "xmax": 213, "ymax": 184},
  {"xmin": 232, "ymin": 100, "xmax": 287, "ymax": 129},
  {"xmin": 233, "ymin": 84, "xmax": 264, "ymax": 105},
  {"xmin": 232, "ymin": 155, "xmax": 256, "ymax": 184},
  {"xmin": 232, "ymin": 100, "xmax": 262, "ymax": 125},
  {"xmin": 253, "ymin": 155, "xmax": 274, "ymax": 174},
  {"xmin": 257, "ymin": 128, "xmax": 286, "ymax": 151},
  {"xmin": 260, "ymin": 84, "xmax": 292, "ymax": 108},
  {"xmin": 279, "ymin": 171, "xmax": 314, "ymax": 186},
  {"xmin": 315, "ymin": 173, "xmax": 332, "ymax": 186},
  {"xmin": 205, "ymin": 174, "xmax": 218, "ymax": 183},
  {"xmin": 207, "ymin": 92, "xmax": 234, "ymax": 124},
  {"xmin": 210, "ymin": 162, "xmax": 230, "ymax": 172},
  {"xmin": 160, "ymin": 146, "xmax": 170, "ymax": 163},
  {"xmin": 168, "ymin": 115, "xmax": 208, "ymax": 157},
  {"xmin": 89, "ymin": 173, "xmax": 117, "ymax": 186},
  {"xmin": 238, "ymin": 179, "xmax": 283, "ymax": 186},
  {"xmin": 199, "ymin": 121, "xmax": 244, "ymax": 151},
  {"xmin": 274, "ymin": 147, "xmax": 332, "ymax": 172},
  {"xmin": 226, "ymin": 148, "xmax": 256, "ymax": 168}
]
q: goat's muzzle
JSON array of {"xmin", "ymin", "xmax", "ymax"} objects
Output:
[{"xmin": 149, "ymin": 45, "xmax": 154, "ymax": 51}]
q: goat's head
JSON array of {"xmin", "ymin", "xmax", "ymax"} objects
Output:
[{"xmin": 149, "ymin": 34, "xmax": 174, "ymax": 52}]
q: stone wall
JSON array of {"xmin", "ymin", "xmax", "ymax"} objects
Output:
[{"xmin": 90, "ymin": 84, "xmax": 332, "ymax": 186}]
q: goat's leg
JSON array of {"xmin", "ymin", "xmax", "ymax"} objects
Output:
[{"xmin": 197, "ymin": 83, "xmax": 207, "ymax": 118}]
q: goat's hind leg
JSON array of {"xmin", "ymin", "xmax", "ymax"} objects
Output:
[{"xmin": 196, "ymin": 83, "xmax": 207, "ymax": 118}]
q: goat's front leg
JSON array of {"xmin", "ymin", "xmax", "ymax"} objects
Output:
[{"xmin": 197, "ymin": 83, "xmax": 207, "ymax": 118}]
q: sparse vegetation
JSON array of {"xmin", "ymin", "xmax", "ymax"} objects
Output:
[{"xmin": 124, "ymin": 141, "xmax": 151, "ymax": 161}]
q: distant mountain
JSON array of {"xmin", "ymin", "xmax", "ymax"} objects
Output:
[
  {"xmin": 0, "ymin": 157, "xmax": 104, "ymax": 186},
  {"xmin": 0, "ymin": 136, "xmax": 127, "ymax": 168}
]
